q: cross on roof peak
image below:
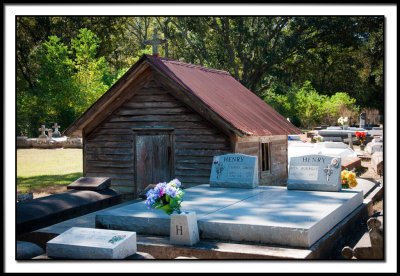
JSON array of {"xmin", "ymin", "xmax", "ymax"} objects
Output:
[{"xmin": 144, "ymin": 28, "xmax": 166, "ymax": 56}]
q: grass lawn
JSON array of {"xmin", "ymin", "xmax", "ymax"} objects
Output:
[{"xmin": 17, "ymin": 148, "xmax": 83, "ymax": 193}]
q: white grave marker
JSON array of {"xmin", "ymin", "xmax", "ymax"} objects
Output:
[
  {"xmin": 210, "ymin": 153, "xmax": 258, "ymax": 188},
  {"xmin": 287, "ymin": 154, "xmax": 342, "ymax": 192},
  {"xmin": 170, "ymin": 211, "xmax": 200, "ymax": 246},
  {"xmin": 46, "ymin": 227, "xmax": 137, "ymax": 259}
]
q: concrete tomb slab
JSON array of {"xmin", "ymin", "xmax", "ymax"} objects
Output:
[
  {"xmin": 67, "ymin": 177, "xmax": 111, "ymax": 191},
  {"xmin": 17, "ymin": 189, "xmax": 122, "ymax": 235},
  {"xmin": 209, "ymin": 153, "xmax": 258, "ymax": 188},
  {"xmin": 96, "ymin": 184, "xmax": 363, "ymax": 248},
  {"xmin": 287, "ymin": 154, "xmax": 342, "ymax": 192},
  {"xmin": 17, "ymin": 241, "xmax": 45, "ymax": 260},
  {"xmin": 46, "ymin": 227, "xmax": 137, "ymax": 259}
]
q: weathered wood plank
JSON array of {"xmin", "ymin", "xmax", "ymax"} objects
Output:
[
  {"xmin": 175, "ymin": 163, "xmax": 212, "ymax": 170},
  {"xmin": 175, "ymin": 142, "xmax": 229, "ymax": 150},
  {"xmin": 87, "ymin": 134, "xmax": 133, "ymax": 142},
  {"xmin": 86, "ymin": 161, "xmax": 133, "ymax": 168},
  {"xmin": 86, "ymin": 166, "xmax": 134, "ymax": 174},
  {"xmin": 86, "ymin": 154, "xmax": 134, "ymax": 161},
  {"xmin": 115, "ymin": 107, "xmax": 189, "ymax": 116},
  {"xmin": 86, "ymin": 148, "xmax": 133, "ymax": 155},
  {"xmin": 175, "ymin": 156, "xmax": 214, "ymax": 164},
  {"xmin": 174, "ymin": 135, "xmax": 228, "ymax": 143},
  {"xmin": 173, "ymin": 129, "xmax": 221, "ymax": 135},
  {"xmin": 175, "ymin": 167, "xmax": 210, "ymax": 175},
  {"xmin": 122, "ymin": 101, "xmax": 184, "ymax": 109},
  {"xmin": 85, "ymin": 172, "xmax": 134, "ymax": 180},
  {"xmin": 175, "ymin": 176, "xmax": 210, "ymax": 183},
  {"xmin": 86, "ymin": 141, "xmax": 133, "ymax": 148},
  {"xmin": 130, "ymin": 94, "xmax": 176, "ymax": 102},
  {"xmin": 108, "ymin": 114, "xmax": 203, "ymax": 123},
  {"xmin": 100, "ymin": 122, "xmax": 213, "ymax": 130},
  {"xmin": 236, "ymin": 142, "xmax": 260, "ymax": 149},
  {"xmin": 175, "ymin": 149, "xmax": 230, "ymax": 156},
  {"xmin": 110, "ymin": 179, "xmax": 135, "ymax": 187}
]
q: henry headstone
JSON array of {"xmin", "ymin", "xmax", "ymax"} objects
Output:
[
  {"xmin": 287, "ymin": 154, "xmax": 342, "ymax": 192},
  {"xmin": 209, "ymin": 153, "xmax": 258, "ymax": 188},
  {"xmin": 46, "ymin": 227, "xmax": 137, "ymax": 259}
]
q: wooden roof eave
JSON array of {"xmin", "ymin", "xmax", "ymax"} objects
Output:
[{"xmin": 62, "ymin": 59, "xmax": 151, "ymax": 137}]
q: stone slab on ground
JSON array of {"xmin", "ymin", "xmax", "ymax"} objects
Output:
[
  {"xmin": 46, "ymin": 227, "xmax": 137, "ymax": 259},
  {"xmin": 17, "ymin": 189, "xmax": 122, "ymax": 236},
  {"xmin": 341, "ymin": 156, "xmax": 362, "ymax": 171},
  {"xmin": 16, "ymin": 241, "xmax": 45, "ymax": 260},
  {"xmin": 96, "ymin": 184, "xmax": 363, "ymax": 248},
  {"xmin": 371, "ymin": 152, "xmax": 383, "ymax": 175},
  {"xmin": 67, "ymin": 177, "xmax": 111, "ymax": 191},
  {"xmin": 350, "ymin": 178, "xmax": 379, "ymax": 198}
]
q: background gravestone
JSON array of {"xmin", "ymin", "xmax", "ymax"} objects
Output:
[
  {"xmin": 287, "ymin": 154, "xmax": 342, "ymax": 192},
  {"xmin": 67, "ymin": 177, "xmax": 111, "ymax": 191},
  {"xmin": 52, "ymin": 123, "xmax": 61, "ymax": 137},
  {"xmin": 209, "ymin": 153, "xmax": 258, "ymax": 188}
]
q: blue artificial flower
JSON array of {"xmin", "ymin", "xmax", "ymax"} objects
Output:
[{"xmin": 168, "ymin": 178, "xmax": 181, "ymax": 188}]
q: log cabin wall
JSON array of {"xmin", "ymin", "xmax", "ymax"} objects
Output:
[
  {"xmin": 83, "ymin": 77, "xmax": 232, "ymax": 196},
  {"xmin": 235, "ymin": 135, "xmax": 288, "ymax": 186}
]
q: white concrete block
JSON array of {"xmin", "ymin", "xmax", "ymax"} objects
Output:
[
  {"xmin": 46, "ymin": 227, "xmax": 136, "ymax": 259},
  {"xmin": 170, "ymin": 211, "xmax": 200, "ymax": 246}
]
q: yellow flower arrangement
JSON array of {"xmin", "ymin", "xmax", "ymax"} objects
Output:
[{"xmin": 341, "ymin": 169, "xmax": 358, "ymax": 189}]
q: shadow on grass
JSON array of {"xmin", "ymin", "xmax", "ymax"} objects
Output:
[{"xmin": 17, "ymin": 172, "xmax": 83, "ymax": 191}]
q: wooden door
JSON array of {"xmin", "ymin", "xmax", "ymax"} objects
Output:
[{"xmin": 135, "ymin": 134, "xmax": 172, "ymax": 196}]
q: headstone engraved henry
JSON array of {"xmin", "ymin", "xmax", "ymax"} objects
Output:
[
  {"xmin": 287, "ymin": 154, "xmax": 341, "ymax": 192},
  {"xmin": 46, "ymin": 227, "xmax": 137, "ymax": 259},
  {"xmin": 209, "ymin": 153, "xmax": 258, "ymax": 188}
]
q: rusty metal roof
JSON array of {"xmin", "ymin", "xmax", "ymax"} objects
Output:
[{"xmin": 146, "ymin": 55, "xmax": 302, "ymax": 136}]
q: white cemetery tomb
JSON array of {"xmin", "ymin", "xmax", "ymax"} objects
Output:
[
  {"xmin": 96, "ymin": 153, "xmax": 363, "ymax": 249},
  {"xmin": 288, "ymin": 141, "xmax": 358, "ymax": 163},
  {"xmin": 46, "ymin": 227, "xmax": 137, "ymax": 259}
]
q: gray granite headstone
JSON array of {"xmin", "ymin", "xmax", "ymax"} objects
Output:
[
  {"xmin": 46, "ymin": 227, "xmax": 137, "ymax": 259},
  {"xmin": 67, "ymin": 177, "xmax": 111, "ymax": 191},
  {"xmin": 287, "ymin": 154, "xmax": 341, "ymax": 192},
  {"xmin": 210, "ymin": 153, "xmax": 258, "ymax": 188}
]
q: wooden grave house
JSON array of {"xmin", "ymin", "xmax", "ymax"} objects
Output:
[{"xmin": 64, "ymin": 54, "xmax": 302, "ymax": 197}]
